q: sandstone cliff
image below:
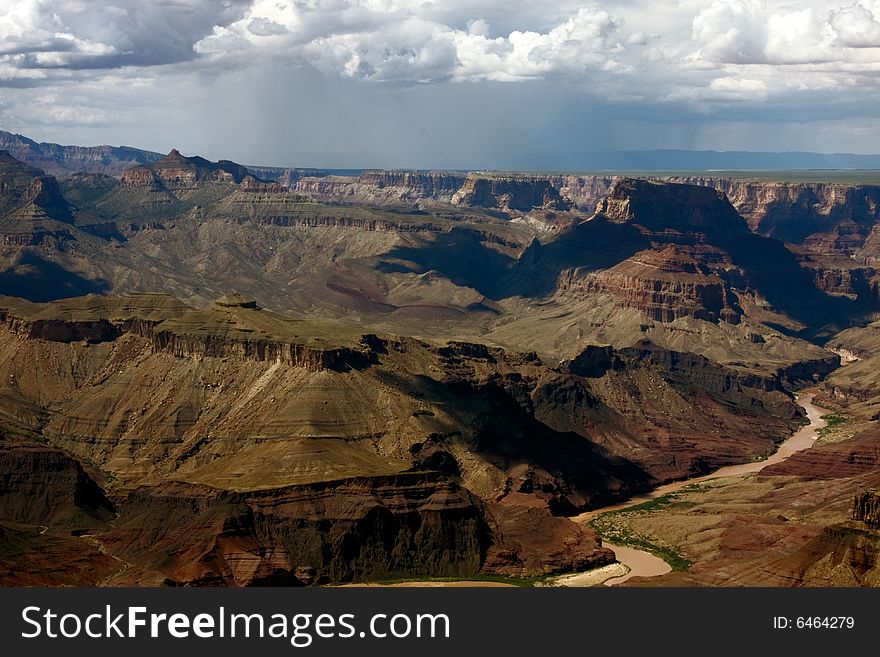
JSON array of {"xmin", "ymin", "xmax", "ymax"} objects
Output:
[
  {"xmin": 0, "ymin": 292, "xmax": 813, "ymax": 584},
  {"xmin": 0, "ymin": 150, "xmax": 49, "ymax": 215},
  {"xmin": 121, "ymin": 149, "xmax": 252, "ymax": 191},
  {"xmin": 766, "ymin": 487, "xmax": 880, "ymax": 587},
  {"xmin": 852, "ymin": 489, "xmax": 880, "ymax": 527},
  {"xmin": 452, "ymin": 173, "xmax": 573, "ymax": 212},
  {"xmin": 557, "ymin": 245, "xmax": 740, "ymax": 323},
  {"xmin": 292, "ymin": 170, "xmax": 468, "ymax": 206},
  {"xmin": 0, "ymin": 438, "xmax": 114, "ymax": 527}
]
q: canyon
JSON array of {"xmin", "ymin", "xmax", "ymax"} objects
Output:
[{"xmin": 1, "ymin": 134, "xmax": 880, "ymax": 586}]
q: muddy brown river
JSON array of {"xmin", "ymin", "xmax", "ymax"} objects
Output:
[{"xmin": 577, "ymin": 391, "xmax": 829, "ymax": 585}]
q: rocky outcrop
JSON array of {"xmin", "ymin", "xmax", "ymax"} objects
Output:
[
  {"xmin": 103, "ymin": 474, "xmax": 487, "ymax": 585},
  {"xmin": 246, "ymin": 167, "xmax": 359, "ymax": 188},
  {"xmin": 852, "ymin": 489, "xmax": 880, "ymax": 527},
  {"xmin": 26, "ymin": 175, "xmax": 65, "ymax": 208},
  {"xmin": 540, "ymin": 180, "xmax": 756, "ymax": 324},
  {"xmin": 792, "ymin": 522, "xmax": 880, "ymax": 586},
  {"xmin": 613, "ymin": 341, "xmax": 837, "ymax": 391},
  {"xmin": 762, "ymin": 427, "xmax": 880, "ymax": 480},
  {"xmin": 548, "ymin": 175, "xmax": 619, "ymax": 211},
  {"xmin": 668, "ymin": 178, "xmax": 880, "ymax": 241},
  {"xmin": 291, "ymin": 171, "xmax": 467, "ymax": 206},
  {"xmin": 121, "ymin": 150, "xmax": 252, "ymax": 191},
  {"xmin": 4, "ymin": 316, "xmax": 124, "ymax": 343},
  {"xmin": 0, "ymin": 151, "xmax": 51, "ymax": 215},
  {"xmin": 481, "ymin": 502, "xmax": 613, "ymax": 576},
  {"xmin": 359, "ymin": 170, "xmax": 466, "ymax": 200},
  {"xmin": 288, "ymin": 176, "xmax": 352, "ymax": 196},
  {"xmin": 21, "ymin": 175, "xmax": 75, "ymax": 224},
  {"xmin": 0, "ymin": 295, "xmax": 185, "ymax": 344},
  {"xmin": 544, "ymin": 174, "xmax": 880, "ymax": 245},
  {"xmin": 101, "ymin": 474, "xmax": 612, "ymax": 585},
  {"xmin": 558, "ymin": 246, "xmax": 741, "ymax": 323},
  {"xmin": 526, "ymin": 339, "xmax": 807, "ymax": 486},
  {"xmin": 0, "ymin": 294, "xmax": 379, "ymax": 371},
  {"xmin": 0, "ymin": 438, "xmax": 114, "ymax": 527},
  {"xmin": 807, "ymin": 265, "xmax": 880, "ymax": 304},
  {"xmin": 597, "ymin": 178, "xmax": 747, "ymax": 233},
  {"xmin": 237, "ymin": 175, "xmax": 286, "ymax": 193},
  {"xmin": 772, "ymin": 491, "xmax": 880, "ymax": 586},
  {"xmin": 150, "ymin": 330, "xmax": 377, "ymax": 372},
  {"xmin": 214, "ymin": 292, "xmax": 258, "ymax": 309},
  {"xmin": 538, "ymin": 178, "xmax": 855, "ymax": 328},
  {"xmin": 243, "ymin": 212, "xmax": 445, "ymax": 232},
  {"xmin": 452, "ymin": 173, "xmax": 573, "ymax": 212}
]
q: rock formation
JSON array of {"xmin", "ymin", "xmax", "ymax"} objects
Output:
[
  {"xmin": 0, "ymin": 291, "xmax": 811, "ymax": 584},
  {"xmin": 291, "ymin": 170, "xmax": 468, "ymax": 207},
  {"xmin": 4, "ymin": 133, "xmax": 880, "ymax": 586},
  {"xmin": 121, "ymin": 149, "xmax": 252, "ymax": 190},
  {"xmin": 852, "ymin": 489, "xmax": 880, "ymax": 527},
  {"xmin": 0, "ymin": 150, "xmax": 48, "ymax": 215},
  {"xmin": 452, "ymin": 173, "xmax": 573, "ymax": 212}
]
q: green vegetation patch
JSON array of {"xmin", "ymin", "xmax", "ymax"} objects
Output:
[
  {"xmin": 817, "ymin": 414, "xmax": 849, "ymax": 441},
  {"xmin": 589, "ymin": 490, "xmax": 697, "ymax": 572}
]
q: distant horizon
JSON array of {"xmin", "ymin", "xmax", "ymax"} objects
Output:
[
  {"xmin": 4, "ymin": 2, "xmax": 880, "ymax": 170},
  {"xmin": 7, "ymin": 128, "xmax": 880, "ymax": 175}
]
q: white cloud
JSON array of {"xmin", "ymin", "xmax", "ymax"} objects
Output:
[
  {"xmin": 709, "ymin": 76, "xmax": 767, "ymax": 93},
  {"xmin": 0, "ymin": 0, "xmax": 63, "ymax": 46},
  {"xmin": 692, "ymin": 0, "xmax": 880, "ymax": 66},
  {"xmin": 692, "ymin": 0, "xmax": 769, "ymax": 64},
  {"xmin": 196, "ymin": 3, "xmax": 626, "ymax": 83},
  {"xmin": 625, "ymin": 31, "xmax": 654, "ymax": 46},
  {"xmin": 831, "ymin": 2, "xmax": 880, "ymax": 47},
  {"xmin": 5, "ymin": 0, "xmax": 880, "ymax": 139},
  {"xmin": 2, "ymin": 1, "xmax": 880, "ymax": 92}
]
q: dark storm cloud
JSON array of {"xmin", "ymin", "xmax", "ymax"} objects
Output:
[{"xmin": 0, "ymin": 0, "xmax": 250, "ymax": 71}]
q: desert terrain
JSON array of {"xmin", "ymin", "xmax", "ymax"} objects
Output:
[{"xmin": 1, "ymin": 131, "xmax": 879, "ymax": 586}]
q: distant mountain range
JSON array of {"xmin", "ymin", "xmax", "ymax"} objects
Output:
[
  {"xmin": 4, "ymin": 129, "xmax": 880, "ymax": 177},
  {"xmin": 0, "ymin": 130, "xmax": 163, "ymax": 177},
  {"xmin": 0, "ymin": 131, "xmax": 360, "ymax": 180},
  {"xmin": 583, "ymin": 150, "xmax": 880, "ymax": 171}
]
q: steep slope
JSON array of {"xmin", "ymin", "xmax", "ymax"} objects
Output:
[
  {"xmin": 121, "ymin": 149, "xmax": 251, "ymax": 190},
  {"xmin": 0, "ymin": 150, "xmax": 86, "ymax": 243},
  {"xmin": 293, "ymin": 170, "xmax": 467, "ymax": 207},
  {"xmin": 0, "ymin": 293, "xmax": 809, "ymax": 584},
  {"xmin": 463, "ymin": 180, "xmax": 843, "ymax": 377},
  {"xmin": 1, "ymin": 166, "xmax": 842, "ymax": 380},
  {"xmin": 0, "ymin": 150, "xmax": 48, "ymax": 216},
  {"xmin": 451, "ymin": 173, "xmax": 573, "ymax": 212},
  {"xmin": 50, "ymin": 150, "xmax": 280, "ymax": 227}
]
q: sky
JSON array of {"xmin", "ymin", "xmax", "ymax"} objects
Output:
[{"xmin": 2, "ymin": 0, "xmax": 880, "ymax": 168}]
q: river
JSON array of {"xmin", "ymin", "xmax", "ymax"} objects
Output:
[{"xmin": 577, "ymin": 391, "xmax": 829, "ymax": 586}]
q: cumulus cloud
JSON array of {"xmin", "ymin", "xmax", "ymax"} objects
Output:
[
  {"xmin": 2, "ymin": 0, "xmax": 880, "ymax": 90},
  {"xmin": 692, "ymin": 0, "xmax": 880, "ymax": 65},
  {"xmin": 194, "ymin": 2, "xmax": 626, "ymax": 83},
  {"xmin": 831, "ymin": 2, "xmax": 880, "ymax": 47},
  {"xmin": 4, "ymin": 0, "xmax": 880, "ymax": 142},
  {"xmin": 0, "ymin": 0, "xmax": 249, "ymax": 80},
  {"xmin": 692, "ymin": 0, "xmax": 769, "ymax": 64}
]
